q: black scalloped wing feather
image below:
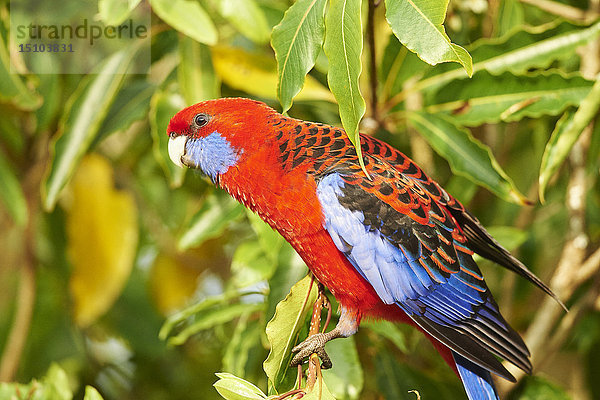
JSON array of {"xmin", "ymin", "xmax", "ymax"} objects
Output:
[{"xmin": 315, "ymin": 156, "xmax": 531, "ymax": 380}]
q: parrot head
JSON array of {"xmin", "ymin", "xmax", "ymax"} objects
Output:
[{"xmin": 167, "ymin": 97, "xmax": 277, "ymax": 182}]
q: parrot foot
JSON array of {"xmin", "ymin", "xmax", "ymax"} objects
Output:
[
  {"xmin": 290, "ymin": 332, "xmax": 334, "ymax": 369},
  {"xmin": 290, "ymin": 306, "xmax": 360, "ymax": 370},
  {"xmin": 290, "ymin": 326, "xmax": 347, "ymax": 369}
]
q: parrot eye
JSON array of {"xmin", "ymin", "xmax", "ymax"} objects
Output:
[
  {"xmin": 169, "ymin": 131, "xmax": 177, "ymax": 138},
  {"xmin": 193, "ymin": 113, "xmax": 210, "ymax": 128}
]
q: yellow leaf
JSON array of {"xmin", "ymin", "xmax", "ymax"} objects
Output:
[
  {"xmin": 149, "ymin": 254, "xmax": 201, "ymax": 315},
  {"xmin": 67, "ymin": 154, "xmax": 138, "ymax": 327},
  {"xmin": 211, "ymin": 46, "xmax": 335, "ymax": 103}
]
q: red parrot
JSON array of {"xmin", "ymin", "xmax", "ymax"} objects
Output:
[{"xmin": 167, "ymin": 98, "xmax": 562, "ymax": 400}]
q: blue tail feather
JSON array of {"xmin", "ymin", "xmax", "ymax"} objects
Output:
[{"xmin": 453, "ymin": 351, "xmax": 500, "ymax": 400}]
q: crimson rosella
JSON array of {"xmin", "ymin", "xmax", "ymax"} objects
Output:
[{"xmin": 167, "ymin": 98, "xmax": 562, "ymax": 400}]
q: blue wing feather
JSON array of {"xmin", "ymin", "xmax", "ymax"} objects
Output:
[
  {"xmin": 454, "ymin": 352, "xmax": 500, "ymax": 400},
  {"xmin": 316, "ymin": 172, "xmax": 532, "ymax": 387}
]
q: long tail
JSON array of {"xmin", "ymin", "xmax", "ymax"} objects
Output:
[{"xmin": 453, "ymin": 352, "xmax": 500, "ymax": 400}]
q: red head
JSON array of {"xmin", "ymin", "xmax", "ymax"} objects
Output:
[{"xmin": 167, "ymin": 98, "xmax": 279, "ymax": 181}]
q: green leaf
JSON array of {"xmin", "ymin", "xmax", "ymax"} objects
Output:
[
  {"xmin": 426, "ymin": 71, "xmax": 594, "ymax": 126},
  {"xmin": 83, "ymin": 386, "xmax": 105, "ymax": 400},
  {"xmin": 384, "ymin": 0, "xmax": 473, "ymax": 76},
  {"xmin": 167, "ymin": 302, "xmax": 263, "ymax": 346},
  {"xmin": 213, "ymin": 373, "xmax": 267, "ymax": 400},
  {"xmin": 539, "ymin": 75, "xmax": 600, "ymax": 201},
  {"xmin": 518, "ymin": 376, "xmax": 571, "ymax": 400},
  {"xmin": 31, "ymin": 52, "xmax": 61, "ymax": 132},
  {"xmin": 159, "ymin": 290, "xmax": 263, "ymax": 346},
  {"xmin": 178, "ymin": 36, "xmax": 220, "ymax": 104},
  {"xmin": 322, "ymin": 336, "xmax": 363, "ymax": 400},
  {"xmin": 380, "ymin": 35, "xmax": 429, "ymax": 100},
  {"xmin": 301, "ymin": 377, "xmax": 337, "ymax": 400},
  {"xmin": 42, "ymin": 364, "xmax": 73, "ymax": 400},
  {"xmin": 177, "ymin": 192, "xmax": 246, "ymax": 251},
  {"xmin": 0, "ymin": 23, "xmax": 41, "ymax": 110},
  {"xmin": 218, "ymin": 0, "xmax": 270, "ymax": 44},
  {"xmin": 246, "ymin": 210, "xmax": 283, "ymax": 264},
  {"xmin": 160, "ymin": 291, "xmax": 242, "ymax": 340},
  {"xmin": 271, "ymin": 0, "xmax": 327, "ymax": 113},
  {"xmin": 473, "ymin": 226, "xmax": 530, "ymax": 264},
  {"xmin": 475, "ymin": 21, "xmax": 600, "ymax": 75},
  {"xmin": 42, "ymin": 48, "xmax": 136, "ymax": 211},
  {"xmin": 263, "ymin": 275, "xmax": 318, "ymax": 393},
  {"xmin": 0, "ymin": 150, "xmax": 27, "ymax": 226},
  {"xmin": 493, "ymin": 0, "xmax": 523, "ymax": 38},
  {"xmin": 149, "ymin": 84, "xmax": 187, "ymax": 188},
  {"xmin": 443, "ymin": 175, "xmax": 478, "ymax": 205},
  {"xmin": 0, "ymin": 364, "xmax": 73, "ymax": 400},
  {"xmin": 222, "ymin": 316, "xmax": 262, "ymax": 377},
  {"xmin": 324, "ymin": 0, "xmax": 366, "ymax": 174},
  {"xmin": 150, "ymin": 0, "xmax": 217, "ymax": 45},
  {"xmin": 0, "ymin": 364, "xmax": 74, "ymax": 400},
  {"xmin": 99, "ymin": 0, "xmax": 141, "ymax": 25},
  {"xmin": 266, "ymin": 244, "xmax": 309, "ymax": 322},
  {"xmin": 0, "ymin": 106, "xmax": 24, "ymax": 154},
  {"xmin": 414, "ymin": 21, "xmax": 600, "ymax": 94},
  {"xmin": 231, "ymin": 240, "xmax": 277, "ymax": 288},
  {"xmin": 374, "ymin": 350, "xmax": 463, "ymax": 399},
  {"xmin": 362, "ymin": 320, "xmax": 408, "ymax": 353},
  {"xmin": 408, "ymin": 112, "xmax": 529, "ymax": 205},
  {"xmin": 98, "ymin": 80, "xmax": 155, "ymax": 138},
  {"xmin": 484, "ymin": 226, "xmax": 529, "ymax": 250}
]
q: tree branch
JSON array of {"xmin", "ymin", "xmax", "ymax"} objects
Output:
[
  {"xmin": 305, "ymin": 285, "xmax": 328, "ymax": 391},
  {"xmin": 0, "ymin": 263, "xmax": 35, "ymax": 381},
  {"xmin": 519, "ymin": 0, "xmax": 598, "ymax": 23},
  {"xmin": 366, "ymin": 0, "xmax": 379, "ymax": 123},
  {"xmin": 0, "ymin": 137, "xmax": 46, "ymax": 382}
]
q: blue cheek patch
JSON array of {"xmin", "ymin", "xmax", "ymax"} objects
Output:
[{"xmin": 184, "ymin": 131, "xmax": 241, "ymax": 181}]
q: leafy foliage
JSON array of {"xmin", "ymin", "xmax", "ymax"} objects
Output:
[
  {"xmin": 384, "ymin": 0, "xmax": 473, "ymax": 76},
  {"xmin": 407, "ymin": 112, "xmax": 530, "ymax": 204},
  {"xmin": 1, "ymin": 1, "xmax": 599, "ymax": 400},
  {"xmin": 271, "ymin": 0, "xmax": 327, "ymax": 114},
  {"xmin": 0, "ymin": 364, "xmax": 106, "ymax": 400}
]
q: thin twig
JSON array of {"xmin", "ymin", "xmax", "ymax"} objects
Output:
[
  {"xmin": 0, "ymin": 136, "xmax": 46, "ymax": 382},
  {"xmin": 575, "ymin": 247, "xmax": 600, "ymax": 287},
  {"xmin": 547, "ymin": 275, "xmax": 600, "ymax": 357},
  {"xmin": 275, "ymin": 388, "xmax": 305, "ymax": 400},
  {"xmin": 305, "ymin": 286, "xmax": 326, "ymax": 391},
  {"xmin": 519, "ymin": 0, "xmax": 598, "ymax": 23},
  {"xmin": 367, "ymin": 0, "xmax": 379, "ymax": 123},
  {"xmin": 404, "ymin": 77, "xmax": 434, "ymax": 172},
  {"xmin": 321, "ymin": 296, "xmax": 332, "ymax": 334},
  {"xmin": 0, "ymin": 264, "xmax": 35, "ymax": 381}
]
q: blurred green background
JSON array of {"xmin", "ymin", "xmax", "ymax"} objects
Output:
[{"xmin": 1, "ymin": 0, "xmax": 599, "ymax": 399}]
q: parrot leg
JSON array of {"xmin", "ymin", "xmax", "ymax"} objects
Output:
[{"xmin": 290, "ymin": 306, "xmax": 359, "ymax": 369}]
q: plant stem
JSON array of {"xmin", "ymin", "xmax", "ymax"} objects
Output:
[
  {"xmin": 0, "ymin": 263, "xmax": 35, "ymax": 381},
  {"xmin": 367, "ymin": 0, "xmax": 379, "ymax": 123},
  {"xmin": 0, "ymin": 148, "xmax": 44, "ymax": 381},
  {"xmin": 519, "ymin": 0, "xmax": 598, "ymax": 22},
  {"xmin": 305, "ymin": 286, "xmax": 327, "ymax": 391}
]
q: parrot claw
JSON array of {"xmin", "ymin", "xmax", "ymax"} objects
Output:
[{"xmin": 290, "ymin": 333, "xmax": 333, "ymax": 369}]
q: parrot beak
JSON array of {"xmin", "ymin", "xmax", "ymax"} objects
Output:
[{"xmin": 168, "ymin": 135, "xmax": 187, "ymax": 168}]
